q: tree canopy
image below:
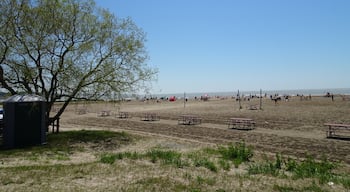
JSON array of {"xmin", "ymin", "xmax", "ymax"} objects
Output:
[{"xmin": 0, "ymin": 0, "xmax": 157, "ymax": 123}]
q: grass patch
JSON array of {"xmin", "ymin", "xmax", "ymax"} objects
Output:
[
  {"xmin": 100, "ymin": 142, "xmax": 254, "ymax": 172},
  {"xmin": 146, "ymin": 149, "xmax": 181, "ymax": 164},
  {"xmin": 216, "ymin": 142, "xmax": 253, "ymax": 168},
  {"xmin": 273, "ymin": 182, "xmax": 328, "ymax": 192},
  {"xmin": 100, "ymin": 153, "xmax": 118, "ymax": 164},
  {"xmin": 100, "ymin": 149, "xmax": 190, "ymax": 168},
  {"xmin": 291, "ymin": 156, "xmax": 336, "ymax": 183},
  {"xmin": 248, "ymin": 154, "xmax": 283, "ymax": 176},
  {"xmin": 1, "ymin": 132, "xmax": 349, "ymax": 191},
  {"xmin": 0, "ymin": 130, "xmax": 134, "ymax": 164},
  {"xmin": 218, "ymin": 159, "xmax": 231, "ymax": 171},
  {"xmin": 47, "ymin": 130, "xmax": 132, "ymax": 145},
  {"xmin": 193, "ymin": 157, "xmax": 218, "ymax": 172},
  {"xmin": 248, "ymin": 154, "xmax": 350, "ymax": 189}
]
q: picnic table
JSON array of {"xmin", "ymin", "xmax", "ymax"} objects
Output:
[
  {"xmin": 48, "ymin": 117, "xmax": 60, "ymax": 133},
  {"xmin": 76, "ymin": 108, "xmax": 87, "ymax": 115},
  {"xmin": 178, "ymin": 115, "xmax": 202, "ymax": 125},
  {"xmin": 141, "ymin": 113, "xmax": 160, "ymax": 121},
  {"xmin": 117, "ymin": 111, "xmax": 129, "ymax": 119},
  {"xmin": 98, "ymin": 110, "xmax": 111, "ymax": 117},
  {"xmin": 324, "ymin": 123, "xmax": 350, "ymax": 138},
  {"xmin": 227, "ymin": 118, "xmax": 255, "ymax": 130}
]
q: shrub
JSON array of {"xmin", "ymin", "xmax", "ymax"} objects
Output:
[
  {"xmin": 144, "ymin": 149, "xmax": 189, "ymax": 168},
  {"xmin": 292, "ymin": 156, "xmax": 336, "ymax": 181},
  {"xmin": 248, "ymin": 161, "xmax": 280, "ymax": 176},
  {"xmin": 100, "ymin": 153, "xmax": 117, "ymax": 164},
  {"xmin": 285, "ymin": 157, "xmax": 297, "ymax": 172},
  {"xmin": 193, "ymin": 158, "xmax": 218, "ymax": 172},
  {"xmin": 218, "ymin": 142, "xmax": 253, "ymax": 167},
  {"xmin": 248, "ymin": 154, "xmax": 349, "ymax": 188},
  {"xmin": 146, "ymin": 149, "xmax": 181, "ymax": 163},
  {"xmin": 218, "ymin": 159, "xmax": 231, "ymax": 171},
  {"xmin": 336, "ymin": 175, "xmax": 350, "ymax": 189}
]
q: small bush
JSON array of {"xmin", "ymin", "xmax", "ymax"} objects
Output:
[
  {"xmin": 336, "ymin": 175, "xmax": 350, "ymax": 189},
  {"xmin": 217, "ymin": 142, "xmax": 253, "ymax": 167},
  {"xmin": 292, "ymin": 156, "xmax": 336, "ymax": 182},
  {"xmin": 248, "ymin": 162, "xmax": 280, "ymax": 176},
  {"xmin": 218, "ymin": 159, "xmax": 231, "ymax": 171},
  {"xmin": 193, "ymin": 158, "xmax": 218, "ymax": 172},
  {"xmin": 302, "ymin": 181, "xmax": 327, "ymax": 192},
  {"xmin": 144, "ymin": 149, "xmax": 189, "ymax": 168},
  {"xmin": 248, "ymin": 154, "xmax": 286, "ymax": 176},
  {"xmin": 248, "ymin": 154, "xmax": 350, "ymax": 188},
  {"xmin": 285, "ymin": 157, "xmax": 297, "ymax": 172},
  {"xmin": 100, "ymin": 153, "xmax": 117, "ymax": 164}
]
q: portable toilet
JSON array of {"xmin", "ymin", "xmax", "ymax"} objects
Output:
[{"xmin": 3, "ymin": 94, "xmax": 46, "ymax": 148}]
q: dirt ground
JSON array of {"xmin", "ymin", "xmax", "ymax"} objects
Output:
[{"xmin": 58, "ymin": 96, "xmax": 350, "ymax": 165}]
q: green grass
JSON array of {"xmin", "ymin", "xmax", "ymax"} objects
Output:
[
  {"xmin": 217, "ymin": 142, "xmax": 253, "ymax": 168},
  {"xmin": 0, "ymin": 130, "xmax": 133, "ymax": 163},
  {"xmin": 273, "ymin": 182, "xmax": 328, "ymax": 192},
  {"xmin": 145, "ymin": 149, "xmax": 183, "ymax": 164},
  {"xmin": 291, "ymin": 156, "xmax": 336, "ymax": 183},
  {"xmin": 193, "ymin": 157, "xmax": 218, "ymax": 172},
  {"xmin": 248, "ymin": 153, "xmax": 350, "ymax": 189},
  {"xmin": 99, "ymin": 142, "xmax": 350, "ymax": 190},
  {"xmin": 1, "ymin": 134, "xmax": 350, "ymax": 191},
  {"xmin": 47, "ymin": 129, "xmax": 132, "ymax": 145},
  {"xmin": 248, "ymin": 154, "xmax": 283, "ymax": 176}
]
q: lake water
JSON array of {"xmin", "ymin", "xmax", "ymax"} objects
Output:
[{"xmin": 152, "ymin": 88, "xmax": 350, "ymax": 98}]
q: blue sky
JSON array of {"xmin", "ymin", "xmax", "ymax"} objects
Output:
[{"xmin": 95, "ymin": 0, "xmax": 350, "ymax": 94}]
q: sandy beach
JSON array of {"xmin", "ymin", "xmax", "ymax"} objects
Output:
[{"xmin": 60, "ymin": 95, "xmax": 350, "ymax": 164}]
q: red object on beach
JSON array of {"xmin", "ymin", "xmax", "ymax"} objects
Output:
[{"xmin": 169, "ymin": 96, "xmax": 176, "ymax": 101}]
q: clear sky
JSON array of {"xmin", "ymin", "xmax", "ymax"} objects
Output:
[{"xmin": 95, "ymin": 0, "xmax": 350, "ymax": 94}]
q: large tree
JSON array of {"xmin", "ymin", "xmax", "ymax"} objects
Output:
[{"xmin": 0, "ymin": 0, "xmax": 157, "ymax": 125}]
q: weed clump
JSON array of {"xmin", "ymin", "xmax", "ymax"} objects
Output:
[
  {"xmin": 247, "ymin": 154, "xmax": 350, "ymax": 188},
  {"xmin": 218, "ymin": 142, "xmax": 253, "ymax": 167}
]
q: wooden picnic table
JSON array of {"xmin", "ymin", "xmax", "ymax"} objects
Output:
[
  {"xmin": 228, "ymin": 117, "xmax": 255, "ymax": 130},
  {"xmin": 98, "ymin": 110, "xmax": 111, "ymax": 117},
  {"xmin": 324, "ymin": 123, "xmax": 350, "ymax": 138},
  {"xmin": 178, "ymin": 115, "xmax": 202, "ymax": 125},
  {"xmin": 117, "ymin": 111, "xmax": 129, "ymax": 119},
  {"xmin": 141, "ymin": 113, "xmax": 160, "ymax": 121},
  {"xmin": 76, "ymin": 108, "xmax": 87, "ymax": 115}
]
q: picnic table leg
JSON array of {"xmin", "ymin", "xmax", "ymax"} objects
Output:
[{"xmin": 327, "ymin": 125, "xmax": 333, "ymax": 138}]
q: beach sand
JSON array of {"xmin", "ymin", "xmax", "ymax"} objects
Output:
[{"xmin": 60, "ymin": 95, "xmax": 350, "ymax": 164}]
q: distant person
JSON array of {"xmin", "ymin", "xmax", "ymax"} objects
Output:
[{"xmin": 331, "ymin": 94, "xmax": 334, "ymax": 101}]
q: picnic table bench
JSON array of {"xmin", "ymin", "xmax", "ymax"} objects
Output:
[
  {"xmin": 117, "ymin": 111, "xmax": 129, "ymax": 119},
  {"xmin": 228, "ymin": 118, "xmax": 256, "ymax": 130},
  {"xmin": 48, "ymin": 117, "xmax": 60, "ymax": 133},
  {"xmin": 324, "ymin": 123, "xmax": 350, "ymax": 138},
  {"xmin": 98, "ymin": 110, "xmax": 111, "ymax": 117},
  {"xmin": 141, "ymin": 113, "xmax": 160, "ymax": 121},
  {"xmin": 75, "ymin": 108, "xmax": 87, "ymax": 115},
  {"xmin": 178, "ymin": 115, "xmax": 202, "ymax": 125}
]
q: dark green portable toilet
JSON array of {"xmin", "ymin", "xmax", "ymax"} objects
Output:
[{"xmin": 3, "ymin": 95, "xmax": 46, "ymax": 148}]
